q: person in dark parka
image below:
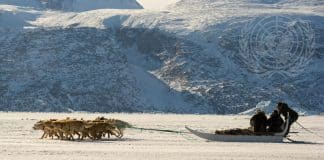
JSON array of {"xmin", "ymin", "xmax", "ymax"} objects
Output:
[
  {"xmin": 250, "ymin": 109, "xmax": 267, "ymax": 134},
  {"xmin": 277, "ymin": 102, "xmax": 299, "ymax": 137},
  {"xmin": 266, "ymin": 110, "xmax": 284, "ymax": 133}
]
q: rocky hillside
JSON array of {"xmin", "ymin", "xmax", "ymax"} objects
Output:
[{"xmin": 0, "ymin": 0, "xmax": 323, "ymax": 114}]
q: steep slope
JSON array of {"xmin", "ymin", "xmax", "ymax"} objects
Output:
[
  {"xmin": 120, "ymin": 0, "xmax": 324, "ymax": 113},
  {"xmin": 0, "ymin": 0, "xmax": 323, "ymax": 114},
  {"xmin": 0, "ymin": 28, "xmax": 139, "ymax": 112}
]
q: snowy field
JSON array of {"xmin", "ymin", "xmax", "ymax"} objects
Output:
[{"xmin": 0, "ymin": 112, "xmax": 323, "ymax": 160}]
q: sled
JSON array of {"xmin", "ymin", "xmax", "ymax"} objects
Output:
[{"xmin": 186, "ymin": 114, "xmax": 289, "ymax": 143}]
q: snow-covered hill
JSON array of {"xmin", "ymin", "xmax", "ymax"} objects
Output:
[{"xmin": 0, "ymin": 0, "xmax": 323, "ymax": 114}]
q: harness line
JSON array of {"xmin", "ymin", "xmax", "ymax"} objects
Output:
[
  {"xmin": 295, "ymin": 121, "xmax": 324, "ymax": 139},
  {"xmin": 130, "ymin": 126, "xmax": 188, "ymax": 134}
]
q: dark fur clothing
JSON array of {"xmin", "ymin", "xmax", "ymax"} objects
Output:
[
  {"xmin": 277, "ymin": 102, "xmax": 298, "ymax": 122},
  {"xmin": 215, "ymin": 128, "xmax": 254, "ymax": 135},
  {"xmin": 277, "ymin": 102, "xmax": 299, "ymax": 136},
  {"xmin": 250, "ymin": 111, "xmax": 267, "ymax": 133},
  {"xmin": 267, "ymin": 110, "xmax": 284, "ymax": 133}
]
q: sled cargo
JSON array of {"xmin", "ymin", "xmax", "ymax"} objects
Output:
[{"xmin": 186, "ymin": 114, "xmax": 289, "ymax": 143}]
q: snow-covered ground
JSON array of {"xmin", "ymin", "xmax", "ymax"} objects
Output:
[{"xmin": 0, "ymin": 112, "xmax": 323, "ymax": 160}]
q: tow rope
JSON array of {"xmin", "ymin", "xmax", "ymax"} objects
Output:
[
  {"xmin": 130, "ymin": 126, "xmax": 186, "ymax": 134},
  {"xmin": 295, "ymin": 121, "xmax": 324, "ymax": 139},
  {"xmin": 129, "ymin": 126, "xmax": 196, "ymax": 141}
]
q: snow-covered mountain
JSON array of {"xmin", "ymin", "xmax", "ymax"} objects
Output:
[{"xmin": 0, "ymin": 0, "xmax": 323, "ymax": 114}]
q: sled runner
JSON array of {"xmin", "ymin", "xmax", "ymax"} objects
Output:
[{"xmin": 186, "ymin": 114, "xmax": 289, "ymax": 143}]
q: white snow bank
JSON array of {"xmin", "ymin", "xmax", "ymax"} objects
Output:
[
  {"xmin": 137, "ymin": 0, "xmax": 180, "ymax": 10},
  {"xmin": 240, "ymin": 101, "xmax": 310, "ymax": 115},
  {"xmin": 0, "ymin": 0, "xmax": 142, "ymax": 28},
  {"xmin": 239, "ymin": 101, "xmax": 275, "ymax": 115}
]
